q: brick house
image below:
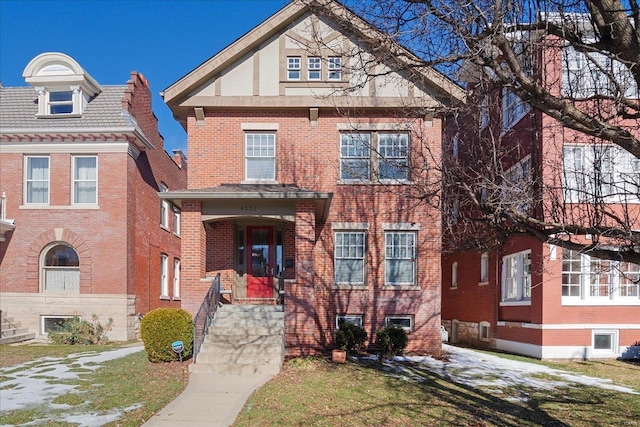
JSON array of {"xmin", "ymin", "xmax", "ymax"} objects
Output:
[
  {"xmin": 442, "ymin": 26, "xmax": 640, "ymax": 359},
  {"xmin": 161, "ymin": 0, "xmax": 464, "ymax": 356},
  {"xmin": 0, "ymin": 52, "xmax": 187, "ymax": 341}
]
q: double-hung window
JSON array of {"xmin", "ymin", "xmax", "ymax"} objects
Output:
[
  {"xmin": 245, "ymin": 133, "xmax": 276, "ymax": 181},
  {"xmin": 48, "ymin": 90, "xmax": 74, "ymax": 114},
  {"xmin": 25, "ymin": 156, "xmax": 50, "ymax": 204},
  {"xmin": 340, "ymin": 132, "xmax": 409, "ymax": 182},
  {"xmin": 379, "ymin": 134, "xmax": 409, "ymax": 181},
  {"xmin": 287, "ymin": 56, "xmax": 301, "ymax": 80},
  {"xmin": 340, "ymin": 134, "xmax": 371, "ymax": 180},
  {"xmin": 502, "ymin": 88, "xmax": 530, "ymax": 131},
  {"xmin": 160, "ymin": 183, "xmax": 169, "ymax": 228},
  {"xmin": 308, "ymin": 57, "xmax": 321, "ymax": 80},
  {"xmin": 384, "ymin": 231, "xmax": 415, "ymax": 286},
  {"xmin": 501, "ymin": 250, "xmax": 531, "ymax": 302},
  {"xmin": 160, "ymin": 254, "xmax": 169, "ymax": 298},
  {"xmin": 72, "ymin": 156, "xmax": 97, "ymax": 204},
  {"xmin": 334, "ymin": 231, "xmax": 365, "ymax": 285},
  {"xmin": 173, "ymin": 207, "xmax": 181, "ymax": 236},
  {"xmin": 328, "ymin": 57, "xmax": 342, "ymax": 80},
  {"xmin": 173, "ymin": 258, "xmax": 181, "ymax": 299},
  {"xmin": 562, "ymin": 250, "xmax": 640, "ymax": 302}
]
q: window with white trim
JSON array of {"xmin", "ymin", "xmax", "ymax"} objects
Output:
[
  {"xmin": 479, "ymin": 95, "xmax": 489, "ymax": 130},
  {"xmin": 25, "ymin": 156, "xmax": 49, "ymax": 204},
  {"xmin": 245, "ymin": 133, "xmax": 276, "ymax": 181},
  {"xmin": 562, "ymin": 249, "xmax": 640, "ymax": 301},
  {"xmin": 340, "ymin": 133, "xmax": 409, "ymax": 182},
  {"xmin": 480, "ymin": 252, "xmax": 489, "ymax": 282},
  {"xmin": 48, "ymin": 90, "xmax": 74, "ymax": 114},
  {"xmin": 593, "ymin": 330, "xmax": 618, "ymax": 354},
  {"xmin": 563, "ymin": 144, "xmax": 640, "ymax": 203},
  {"xmin": 502, "ymin": 88, "xmax": 530, "ymax": 131},
  {"xmin": 308, "ymin": 57, "xmax": 321, "ymax": 80},
  {"xmin": 384, "ymin": 231, "xmax": 415, "ymax": 285},
  {"xmin": 160, "ymin": 253, "xmax": 169, "ymax": 298},
  {"xmin": 41, "ymin": 316, "xmax": 75, "ymax": 334},
  {"xmin": 173, "ymin": 207, "xmax": 181, "ymax": 236},
  {"xmin": 562, "ymin": 44, "xmax": 638, "ymax": 99},
  {"xmin": 72, "ymin": 156, "xmax": 97, "ymax": 204},
  {"xmin": 42, "ymin": 243, "xmax": 79, "ymax": 292},
  {"xmin": 287, "ymin": 56, "xmax": 301, "ymax": 80},
  {"xmin": 160, "ymin": 183, "xmax": 169, "ymax": 228},
  {"xmin": 173, "ymin": 258, "xmax": 181, "ymax": 299},
  {"xmin": 328, "ymin": 57, "xmax": 342, "ymax": 80},
  {"xmin": 385, "ymin": 316, "xmax": 413, "ymax": 331},
  {"xmin": 336, "ymin": 315, "xmax": 363, "ymax": 329},
  {"xmin": 501, "ymin": 250, "xmax": 531, "ymax": 302},
  {"xmin": 334, "ymin": 231, "xmax": 365, "ymax": 285},
  {"xmin": 501, "ymin": 155, "xmax": 532, "ymax": 213}
]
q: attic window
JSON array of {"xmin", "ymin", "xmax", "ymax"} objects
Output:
[{"xmin": 49, "ymin": 91, "xmax": 73, "ymax": 114}]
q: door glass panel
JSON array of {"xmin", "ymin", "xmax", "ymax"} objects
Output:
[{"xmin": 250, "ymin": 229, "xmax": 269, "ymax": 278}]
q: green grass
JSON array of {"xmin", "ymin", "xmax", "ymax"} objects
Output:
[
  {"xmin": 234, "ymin": 356, "xmax": 640, "ymax": 427},
  {"xmin": 0, "ymin": 343, "xmax": 188, "ymax": 426}
]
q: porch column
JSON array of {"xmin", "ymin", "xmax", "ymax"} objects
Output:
[
  {"xmin": 180, "ymin": 200, "xmax": 207, "ymax": 316},
  {"xmin": 286, "ymin": 202, "xmax": 320, "ymax": 356}
]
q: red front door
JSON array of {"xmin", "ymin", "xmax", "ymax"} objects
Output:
[{"xmin": 246, "ymin": 226, "xmax": 275, "ymax": 298}]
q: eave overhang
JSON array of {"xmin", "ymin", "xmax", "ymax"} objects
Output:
[
  {"xmin": 0, "ymin": 127, "xmax": 155, "ymax": 150},
  {"xmin": 159, "ymin": 184, "xmax": 333, "ymax": 224}
]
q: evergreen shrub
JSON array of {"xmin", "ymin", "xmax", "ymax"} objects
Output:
[
  {"xmin": 140, "ymin": 308, "xmax": 193, "ymax": 363},
  {"xmin": 376, "ymin": 325, "xmax": 408, "ymax": 361}
]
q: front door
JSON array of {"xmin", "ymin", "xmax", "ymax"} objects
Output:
[{"xmin": 246, "ymin": 226, "xmax": 275, "ymax": 298}]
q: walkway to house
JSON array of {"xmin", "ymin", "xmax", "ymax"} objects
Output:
[{"xmin": 140, "ymin": 372, "xmax": 274, "ymax": 427}]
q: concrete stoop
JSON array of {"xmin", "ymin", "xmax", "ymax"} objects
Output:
[
  {"xmin": 0, "ymin": 311, "xmax": 35, "ymax": 345},
  {"xmin": 190, "ymin": 304, "xmax": 285, "ymax": 376}
]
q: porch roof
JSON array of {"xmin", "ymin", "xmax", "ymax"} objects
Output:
[{"xmin": 160, "ymin": 184, "xmax": 333, "ymax": 223}]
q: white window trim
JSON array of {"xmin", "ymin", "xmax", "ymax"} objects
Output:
[
  {"xmin": 501, "ymin": 249, "xmax": 532, "ymax": 303},
  {"xmin": 173, "ymin": 258, "xmax": 181, "ymax": 300},
  {"xmin": 501, "ymin": 88, "xmax": 530, "ymax": 132},
  {"xmin": 385, "ymin": 315, "xmax": 413, "ymax": 331},
  {"xmin": 24, "ymin": 155, "xmax": 50, "ymax": 205},
  {"xmin": 244, "ymin": 132, "xmax": 277, "ymax": 182},
  {"xmin": 72, "ymin": 155, "xmax": 98, "ymax": 205},
  {"xmin": 160, "ymin": 183, "xmax": 169, "ymax": 229},
  {"xmin": 334, "ymin": 230, "xmax": 366, "ymax": 286},
  {"xmin": 308, "ymin": 56, "xmax": 321, "ymax": 80},
  {"xmin": 592, "ymin": 329, "xmax": 619, "ymax": 355},
  {"xmin": 451, "ymin": 262, "xmax": 458, "ymax": 289},
  {"xmin": 40, "ymin": 243, "xmax": 80, "ymax": 293},
  {"xmin": 41, "ymin": 315, "xmax": 76, "ymax": 335},
  {"xmin": 384, "ymin": 231, "xmax": 416, "ymax": 286},
  {"xmin": 173, "ymin": 207, "xmax": 181, "ymax": 237},
  {"xmin": 336, "ymin": 315, "xmax": 363, "ymax": 329},
  {"xmin": 287, "ymin": 56, "xmax": 301, "ymax": 81},
  {"xmin": 160, "ymin": 253, "xmax": 169, "ymax": 299},
  {"xmin": 480, "ymin": 252, "xmax": 489, "ymax": 283},
  {"xmin": 562, "ymin": 250, "xmax": 640, "ymax": 305}
]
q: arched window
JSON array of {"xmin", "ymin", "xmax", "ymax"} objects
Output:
[{"xmin": 42, "ymin": 244, "xmax": 79, "ymax": 292}]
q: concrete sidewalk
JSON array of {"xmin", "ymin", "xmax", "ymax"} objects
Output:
[{"xmin": 141, "ymin": 372, "xmax": 274, "ymax": 427}]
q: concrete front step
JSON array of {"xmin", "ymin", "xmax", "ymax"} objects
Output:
[
  {"xmin": 208, "ymin": 326, "xmax": 284, "ymax": 336},
  {"xmin": 1, "ymin": 327, "xmax": 31, "ymax": 338},
  {"xmin": 212, "ymin": 318, "xmax": 284, "ymax": 329},
  {"xmin": 190, "ymin": 362, "xmax": 281, "ymax": 376},
  {"xmin": 217, "ymin": 304, "xmax": 284, "ymax": 313},
  {"xmin": 213, "ymin": 311, "xmax": 284, "ymax": 322},
  {"xmin": 195, "ymin": 350, "xmax": 283, "ymax": 365},
  {"xmin": 0, "ymin": 333, "xmax": 35, "ymax": 345},
  {"xmin": 199, "ymin": 341, "xmax": 284, "ymax": 354},
  {"xmin": 204, "ymin": 333, "xmax": 283, "ymax": 345}
]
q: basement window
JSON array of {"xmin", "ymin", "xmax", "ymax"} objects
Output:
[{"xmin": 41, "ymin": 315, "xmax": 76, "ymax": 334}]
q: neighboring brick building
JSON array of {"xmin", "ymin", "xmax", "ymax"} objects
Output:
[
  {"xmin": 0, "ymin": 52, "xmax": 187, "ymax": 341},
  {"xmin": 161, "ymin": 0, "xmax": 464, "ymax": 356},
  {"xmin": 442, "ymin": 25, "xmax": 640, "ymax": 359}
]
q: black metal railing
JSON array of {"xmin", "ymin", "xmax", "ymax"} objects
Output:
[{"xmin": 192, "ymin": 273, "xmax": 222, "ymax": 363}]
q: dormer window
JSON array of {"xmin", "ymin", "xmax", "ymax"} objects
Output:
[{"xmin": 48, "ymin": 90, "xmax": 74, "ymax": 114}]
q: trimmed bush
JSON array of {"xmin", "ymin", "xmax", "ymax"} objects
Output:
[
  {"xmin": 335, "ymin": 322, "xmax": 367, "ymax": 355},
  {"xmin": 140, "ymin": 308, "xmax": 193, "ymax": 363},
  {"xmin": 376, "ymin": 325, "xmax": 408, "ymax": 361},
  {"xmin": 48, "ymin": 315, "xmax": 112, "ymax": 345}
]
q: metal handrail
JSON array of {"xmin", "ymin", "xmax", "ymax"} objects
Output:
[{"xmin": 192, "ymin": 273, "xmax": 222, "ymax": 363}]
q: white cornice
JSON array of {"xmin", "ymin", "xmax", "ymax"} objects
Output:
[
  {"xmin": 0, "ymin": 127, "xmax": 155, "ymax": 150},
  {"xmin": 0, "ymin": 142, "xmax": 131, "ymax": 154}
]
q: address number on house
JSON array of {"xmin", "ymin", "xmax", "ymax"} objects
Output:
[{"xmin": 240, "ymin": 206, "xmax": 257, "ymax": 212}]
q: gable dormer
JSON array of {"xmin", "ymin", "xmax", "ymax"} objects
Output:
[{"xmin": 22, "ymin": 52, "xmax": 102, "ymax": 118}]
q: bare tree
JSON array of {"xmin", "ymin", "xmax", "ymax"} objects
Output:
[{"xmin": 305, "ymin": 0, "xmax": 640, "ymax": 263}]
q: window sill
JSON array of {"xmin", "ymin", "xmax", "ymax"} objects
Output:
[
  {"xmin": 172, "ymin": 297, "xmax": 181, "ymax": 301},
  {"xmin": 241, "ymin": 179, "xmax": 278, "ymax": 184},
  {"xmin": 499, "ymin": 300, "xmax": 531, "ymax": 306},
  {"xmin": 450, "ymin": 286, "xmax": 458, "ymax": 290},
  {"xmin": 36, "ymin": 113, "xmax": 82, "ymax": 119},
  {"xmin": 159, "ymin": 295, "xmax": 170, "ymax": 300},
  {"xmin": 382, "ymin": 285, "xmax": 420, "ymax": 291},
  {"xmin": 333, "ymin": 284, "xmax": 367, "ymax": 290},
  {"xmin": 21, "ymin": 204, "xmax": 100, "ymax": 210},
  {"xmin": 478, "ymin": 281, "xmax": 489, "ymax": 286},
  {"xmin": 561, "ymin": 298, "xmax": 640, "ymax": 306},
  {"xmin": 160, "ymin": 225, "xmax": 170, "ymax": 232},
  {"xmin": 173, "ymin": 233, "xmax": 181, "ymax": 238},
  {"xmin": 337, "ymin": 180, "xmax": 413, "ymax": 186}
]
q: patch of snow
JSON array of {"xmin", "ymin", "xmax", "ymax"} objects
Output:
[
  {"xmin": 394, "ymin": 344, "xmax": 638, "ymax": 397},
  {"xmin": 0, "ymin": 346, "xmax": 143, "ymax": 424}
]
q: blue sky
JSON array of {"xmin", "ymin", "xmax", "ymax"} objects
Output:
[{"xmin": 0, "ymin": 0, "xmax": 288, "ymax": 154}]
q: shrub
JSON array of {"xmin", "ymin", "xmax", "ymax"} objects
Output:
[
  {"xmin": 335, "ymin": 322, "xmax": 367, "ymax": 355},
  {"xmin": 48, "ymin": 315, "xmax": 113, "ymax": 345},
  {"xmin": 140, "ymin": 308, "xmax": 193, "ymax": 363},
  {"xmin": 376, "ymin": 325, "xmax": 408, "ymax": 361}
]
